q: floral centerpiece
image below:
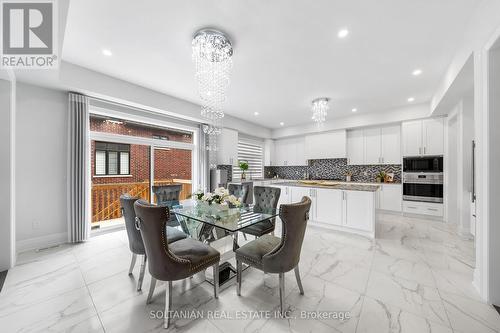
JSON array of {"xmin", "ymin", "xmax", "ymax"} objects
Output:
[{"xmin": 192, "ymin": 187, "xmax": 241, "ymax": 212}]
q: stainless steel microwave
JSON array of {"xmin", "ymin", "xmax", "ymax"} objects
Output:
[{"xmin": 403, "ymin": 156, "xmax": 443, "ymax": 173}]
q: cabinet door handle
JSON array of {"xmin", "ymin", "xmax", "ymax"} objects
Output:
[
  {"xmin": 427, "ymin": 208, "xmax": 438, "ymax": 211},
  {"xmin": 423, "ymin": 147, "xmax": 426, "ymax": 155},
  {"xmin": 419, "ymin": 147, "xmax": 422, "ymax": 155}
]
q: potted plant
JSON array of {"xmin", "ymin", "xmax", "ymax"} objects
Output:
[
  {"xmin": 376, "ymin": 171, "xmax": 386, "ymax": 183},
  {"xmin": 345, "ymin": 171, "xmax": 353, "ymax": 182},
  {"xmin": 239, "ymin": 160, "xmax": 249, "ymax": 180}
]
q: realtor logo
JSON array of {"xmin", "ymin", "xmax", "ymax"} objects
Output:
[{"xmin": 1, "ymin": 0, "xmax": 58, "ymax": 69}]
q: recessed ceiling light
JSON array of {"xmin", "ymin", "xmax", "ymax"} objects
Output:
[
  {"xmin": 102, "ymin": 49, "xmax": 113, "ymax": 56},
  {"xmin": 351, "ymin": 108, "xmax": 357, "ymax": 112},
  {"xmin": 254, "ymin": 112, "xmax": 259, "ymax": 116},
  {"xmin": 337, "ymin": 28, "xmax": 349, "ymax": 39},
  {"xmin": 279, "ymin": 122, "xmax": 284, "ymax": 126},
  {"xmin": 412, "ymin": 69, "xmax": 422, "ymax": 76},
  {"xmin": 407, "ymin": 97, "xmax": 415, "ymax": 102}
]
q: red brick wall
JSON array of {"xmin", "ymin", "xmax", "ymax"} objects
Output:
[
  {"xmin": 90, "ymin": 116, "xmax": 192, "ymax": 143},
  {"xmin": 90, "ymin": 116, "xmax": 192, "ymax": 185},
  {"xmin": 154, "ymin": 148, "xmax": 192, "ymax": 180}
]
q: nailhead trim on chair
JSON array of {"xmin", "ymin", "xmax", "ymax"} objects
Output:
[
  {"xmin": 236, "ymin": 253, "xmax": 264, "ymax": 268},
  {"xmin": 161, "ymin": 206, "xmax": 220, "ymax": 274}
]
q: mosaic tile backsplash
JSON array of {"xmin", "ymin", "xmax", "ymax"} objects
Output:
[{"xmin": 264, "ymin": 158, "xmax": 401, "ymax": 183}]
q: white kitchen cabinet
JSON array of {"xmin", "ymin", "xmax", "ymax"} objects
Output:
[
  {"xmin": 273, "ymin": 137, "xmax": 307, "ymax": 166},
  {"xmin": 402, "ymin": 120, "xmax": 422, "ymax": 156},
  {"xmin": 378, "ymin": 184, "xmax": 402, "ymax": 212},
  {"xmin": 422, "ymin": 118, "xmax": 444, "ymax": 156},
  {"xmin": 305, "ymin": 130, "xmax": 346, "ymax": 160},
  {"xmin": 403, "ymin": 201, "xmax": 443, "ymax": 217},
  {"xmin": 290, "ymin": 186, "xmax": 316, "ymax": 219},
  {"xmin": 264, "ymin": 139, "xmax": 275, "ymax": 166},
  {"xmin": 343, "ymin": 190, "xmax": 375, "ymax": 232},
  {"xmin": 402, "ymin": 118, "xmax": 444, "ymax": 157},
  {"xmin": 293, "ymin": 137, "xmax": 307, "ymax": 165},
  {"xmin": 381, "ymin": 125, "xmax": 401, "ymax": 164},
  {"xmin": 271, "ymin": 185, "xmax": 291, "ymax": 209},
  {"xmin": 315, "ymin": 188, "xmax": 343, "ymax": 226},
  {"xmin": 347, "ymin": 129, "xmax": 364, "ymax": 165},
  {"xmin": 216, "ymin": 128, "xmax": 238, "ymax": 165},
  {"xmin": 364, "ymin": 128, "xmax": 382, "ymax": 164},
  {"xmin": 348, "ymin": 125, "xmax": 401, "ymax": 165},
  {"xmin": 273, "ymin": 140, "xmax": 286, "ymax": 166}
]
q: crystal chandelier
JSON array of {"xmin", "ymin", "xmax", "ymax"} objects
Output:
[
  {"xmin": 311, "ymin": 97, "xmax": 329, "ymax": 126},
  {"xmin": 192, "ymin": 28, "xmax": 233, "ymax": 166}
]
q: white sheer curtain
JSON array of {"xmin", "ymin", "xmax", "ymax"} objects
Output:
[{"xmin": 67, "ymin": 93, "xmax": 90, "ymax": 242}]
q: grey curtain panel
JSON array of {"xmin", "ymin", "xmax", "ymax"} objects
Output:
[
  {"xmin": 67, "ymin": 93, "xmax": 90, "ymax": 243},
  {"xmin": 198, "ymin": 125, "xmax": 210, "ymax": 192}
]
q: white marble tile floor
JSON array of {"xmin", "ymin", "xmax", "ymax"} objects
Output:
[{"xmin": 1, "ymin": 213, "xmax": 498, "ymax": 332}]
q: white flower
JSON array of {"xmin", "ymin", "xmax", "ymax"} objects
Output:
[
  {"xmin": 202, "ymin": 193, "xmax": 213, "ymax": 201},
  {"xmin": 226, "ymin": 195, "xmax": 241, "ymax": 207},
  {"xmin": 214, "ymin": 187, "xmax": 229, "ymax": 197}
]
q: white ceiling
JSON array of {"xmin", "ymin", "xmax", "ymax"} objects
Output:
[{"xmin": 62, "ymin": 0, "xmax": 481, "ymax": 129}]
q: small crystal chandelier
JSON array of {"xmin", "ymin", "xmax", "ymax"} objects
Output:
[
  {"xmin": 311, "ymin": 97, "xmax": 329, "ymax": 126},
  {"xmin": 192, "ymin": 28, "xmax": 233, "ymax": 167}
]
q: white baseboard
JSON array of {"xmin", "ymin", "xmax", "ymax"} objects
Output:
[{"xmin": 16, "ymin": 232, "xmax": 67, "ymax": 253}]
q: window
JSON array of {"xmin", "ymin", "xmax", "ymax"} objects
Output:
[
  {"xmin": 94, "ymin": 142, "xmax": 130, "ymax": 176},
  {"xmin": 234, "ymin": 139, "xmax": 264, "ymax": 180}
]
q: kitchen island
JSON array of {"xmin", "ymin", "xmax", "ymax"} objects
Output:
[{"xmin": 271, "ymin": 181, "xmax": 380, "ymax": 238}]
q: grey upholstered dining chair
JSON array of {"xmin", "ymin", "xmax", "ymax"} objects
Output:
[
  {"xmin": 235, "ymin": 196, "xmax": 311, "ymax": 314},
  {"xmin": 119, "ymin": 195, "xmax": 187, "ymax": 291},
  {"xmin": 228, "ymin": 183, "xmax": 250, "ymax": 204},
  {"xmin": 133, "ymin": 200, "xmax": 221, "ymax": 329},
  {"xmin": 152, "ymin": 184, "xmax": 182, "ymax": 227},
  {"xmin": 241, "ymin": 186, "xmax": 281, "ymax": 237}
]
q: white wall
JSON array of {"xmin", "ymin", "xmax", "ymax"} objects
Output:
[
  {"xmin": 447, "ymin": 113, "xmax": 459, "ymax": 225},
  {"xmin": 271, "ymin": 103, "xmax": 430, "ymax": 139},
  {"xmin": 488, "ymin": 45, "xmax": 500, "ymax": 305},
  {"xmin": 431, "ymin": 0, "xmax": 500, "ymax": 114},
  {"xmin": 59, "ymin": 62, "xmax": 272, "ymax": 139},
  {"xmin": 432, "ymin": 0, "xmax": 500, "ymax": 302},
  {"xmin": 0, "ymin": 79, "xmax": 15, "ymax": 270},
  {"xmin": 461, "ymin": 96, "xmax": 474, "ymax": 235},
  {"xmin": 15, "ymin": 83, "xmax": 68, "ymax": 251}
]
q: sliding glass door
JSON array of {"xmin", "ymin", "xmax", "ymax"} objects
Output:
[
  {"xmin": 89, "ymin": 113, "xmax": 197, "ymax": 230},
  {"xmin": 151, "ymin": 147, "xmax": 193, "ymax": 204}
]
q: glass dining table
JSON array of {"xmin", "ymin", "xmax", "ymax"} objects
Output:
[{"xmin": 172, "ymin": 200, "xmax": 279, "ymax": 285}]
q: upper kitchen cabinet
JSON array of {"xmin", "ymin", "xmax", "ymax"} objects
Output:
[
  {"xmin": 347, "ymin": 124, "xmax": 401, "ymax": 165},
  {"xmin": 216, "ymin": 128, "xmax": 238, "ymax": 166},
  {"xmin": 380, "ymin": 125, "xmax": 401, "ymax": 164},
  {"xmin": 264, "ymin": 139, "xmax": 275, "ymax": 166},
  {"xmin": 422, "ymin": 118, "xmax": 445, "ymax": 156},
  {"xmin": 304, "ymin": 130, "xmax": 347, "ymax": 160},
  {"xmin": 402, "ymin": 118, "xmax": 444, "ymax": 157},
  {"xmin": 347, "ymin": 129, "xmax": 364, "ymax": 165},
  {"xmin": 363, "ymin": 127, "xmax": 382, "ymax": 164},
  {"xmin": 273, "ymin": 137, "xmax": 307, "ymax": 166}
]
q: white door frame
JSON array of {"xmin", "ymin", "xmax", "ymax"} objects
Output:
[
  {"xmin": 87, "ymin": 110, "xmax": 200, "ymax": 229},
  {"xmin": 474, "ymin": 23, "xmax": 500, "ymax": 302}
]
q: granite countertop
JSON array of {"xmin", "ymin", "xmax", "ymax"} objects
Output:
[{"xmin": 272, "ymin": 181, "xmax": 381, "ymax": 192}]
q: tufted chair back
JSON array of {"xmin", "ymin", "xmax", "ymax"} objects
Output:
[
  {"xmin": 228, "ymin": 183, "xmax": 250, "ymax": 204},
  {"xmin": 262, "ymin": 196, "xmax": 311, "ymax": 273},
  {"xmin": 152, "ymin": 184, "xmax": 182, "ymax": 206},
  {"xmin": 133, "ymin": 200, "xmax": 191, "ymax": 281},
  {"xmin": 253, "ymin": 186, "xmax": 281, "ymax": 214},
  {"xmin": 120, "ymin": 194, "xmax": 145, "ymax": 254}
]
